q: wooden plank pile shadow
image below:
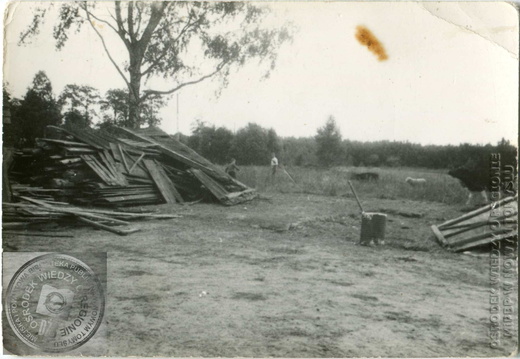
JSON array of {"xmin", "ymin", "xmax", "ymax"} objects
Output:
[{"xmin": 4, "ymin": 125, "xmax": 256, "ymax": 235}]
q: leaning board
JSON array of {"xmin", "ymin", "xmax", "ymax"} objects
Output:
[{"xmin": 431, "ymin": 196, "xmax": 517, "ymax": 252}]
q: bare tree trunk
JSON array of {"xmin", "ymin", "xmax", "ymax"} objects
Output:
[{"xmin": 128, "ymin": 68, "xmax": 141, "ymax": 129}]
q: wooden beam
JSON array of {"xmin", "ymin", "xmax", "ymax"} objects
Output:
[
  {"xmin": 77, "ymin": 217, "xmax": 141, "ymax": 236},
  {"xmin": 438, "ymin": 196, "xmax": 517, "ymax": 229},
  {"xmin": 129, "ymin": 153, "xmax": 146, "ymax": 174},
  {"xmin": 81, "ymin": 155, "xmax": 117, "ymax": 185},
  {"xmin": 143, "ymin": 159, "xmax": 182, "ymax": 204},
  {"xmin": 118, "ymin": 144, "xmax": 130, "ymax": 172},
  {"xmin": 39, "ymin": 138, "xmax": 93, "ymax": 147}
]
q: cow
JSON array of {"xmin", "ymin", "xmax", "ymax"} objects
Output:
[
  {"xmin": 405, "ymin": 177, "xmax": 426, "ymax": 186},
  {"xmin": 351, "ymin": 172, "xmax": 379, "ymax": 181},
  {"xmin": 448, "ymin": 167, "xmax": 491, "ymax": 206},
  {"xmin": 449, "ymin": 153, "xmax": 517, "ymax": 206}
]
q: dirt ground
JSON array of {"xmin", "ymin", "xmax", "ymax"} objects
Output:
[{"xmin": 3, "ymin": 193, "xmax": 518, "ymax": 357}]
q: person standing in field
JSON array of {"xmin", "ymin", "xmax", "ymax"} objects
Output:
[
  {"xmin": 271, "ymin": 153, "xmax": 279, "ymax": 177},
  {"xmin": 225, "ymin": 158, "xmax": 240, "ymax": 179}
]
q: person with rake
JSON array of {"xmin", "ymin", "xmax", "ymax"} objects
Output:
[{"xmin": 225, "ymin": 158, "xmax": 240, "ymax": 179}]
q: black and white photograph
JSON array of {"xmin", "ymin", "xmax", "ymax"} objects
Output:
[{"xmin": 1, "ymin": 1, "xmax": 518, "ymax": 357}]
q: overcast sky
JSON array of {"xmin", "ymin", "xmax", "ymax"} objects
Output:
[{"xmin": 3, "ymin": 1, "xmax": 518, "ymax": 145}]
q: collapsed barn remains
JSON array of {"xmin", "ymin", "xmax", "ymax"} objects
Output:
[{"xmin": 4, "ymin": 125, "xmax": 256, "ymax": 235}]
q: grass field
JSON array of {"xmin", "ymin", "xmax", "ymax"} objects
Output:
[{"xmin": 237, "ymin": 165, "xmax": 469, "ymax": 205}]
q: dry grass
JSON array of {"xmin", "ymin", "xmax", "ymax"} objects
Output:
[{"xmin": 237, "ymin": 166, "xmax": 468, "ymax": 205}]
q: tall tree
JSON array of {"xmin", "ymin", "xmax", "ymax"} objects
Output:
[
  {"xmin": 138, "ymin": 94, "xmax": 167, "ymax": 127},
  {"xmin": 21, "ymin": 2, "xmax": 292, "ymax": 128},
  {"xmin": 188, "ymin": 120, "xmax": 234, "ymax": 164},
  {"xmin": 315, "ymin": 116, "xmax": 343, "ymax": 167},
  {"xmin": 100, "ymin": 89, "xmax": 129, "ymax": 125},
  {"xmin": 15, "ymin": 71, "xmax": 62, "ymax": 144},
  {"xmin": 266, "ymin": 128, "xmax": 281, "ymax": 155},
  {"xmin": 99, "ymin": 88, "xmax": 167, "ymax": 127},
  {"xmin": 231, "ymin": 123, "xmax": 271, "ymax": 165},
  {"xmin": 59, "ymin": 84, "xmax": 101, "ymax": 128},
  {"xmin": 3, "ymin": 87, "xmax": 18, "ymax": 147}
]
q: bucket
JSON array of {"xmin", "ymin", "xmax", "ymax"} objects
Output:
[{"xmin": 360, "ymin": 212, "xmax": 387, "ymax": 246}]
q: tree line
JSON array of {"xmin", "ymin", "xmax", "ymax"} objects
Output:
[
  {"xmin": 4, "ymin": 75, "xmax": 516, "ymax": 170},
  {"xmin": 3, "ymin": 71, "xmax": 165, "ymax": 146},
  {"xmin": 186, "ymin": 116, "xmax": 517, "ymax": 170}
]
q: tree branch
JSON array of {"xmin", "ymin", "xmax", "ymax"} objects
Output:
[
  {"xmin": 79, "ymin": 3, "xmax": 119, "ymax": 35},
  {"xmin": 114, "ymin": 1, "xmax": 130, "ymax": 49},
  {"xmin": 141, "ymin": 61, "xmax": 227, "ymax": 101},
  {"xmin": 82, "ymin": 7, "xmax": 130, "ymax": 88},
  {"xmin": 127, "ymin": 2, "xmax": 136, "ymax": 42},
  {"xmin": 135, "ymin": 3, "xmax": 143, "ymax": 36},
  {"xmin": 137, "ymin": 2, "xmax": 169, "ymax": 46},
  {"xmin": 141, "ymin": 8, "xmax": 202, "ymax": 77}
]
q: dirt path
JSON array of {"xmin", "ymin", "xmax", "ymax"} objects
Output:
[{"xmin": 3, "ymin": 193, "xmax": 517, "ymax": 357}]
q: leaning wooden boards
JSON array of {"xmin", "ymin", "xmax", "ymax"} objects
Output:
[
  {"xmin": 431, "ymin": 196, "xmax": 518, "ymax": 251},
  {"xmin": 143, "ymin": 159, "xmax": 184, "ymax": 204}
]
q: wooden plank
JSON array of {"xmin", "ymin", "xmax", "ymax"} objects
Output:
[
  {"xmin": 85, "ymin": 154, "xmax": 117, "ymax": 185},
  {"xmin": 18, "ymin": 196, "xmax": 131, "ymax": 224},
  {"xmin": 98, "ymin": 151, "xmax": 117, "ymax": 177},
  {"xmin": 155, "ymin": 161, "xmax": 184, "ymax": 204},
  {"xmin": 128, "ymin": 152, "xmax": 146, "ymax": 174},
  {"xmin": 64, "ymin": 147, "xmax": 97, "ymax": 155},
  {"xmin": 46, "ymin": 126, "xmax": 105, "ymax": 150},
  {"xmin": 143, "ymin": 159, "xmax": 180, "ymax": 204},
  {"xmin": 101, "ymin": 150, "xmax": 128, "ymax": 186},
  {"xmin": 39, "ymin": 138, "xmax": 93, "ymax": 147},
  {"xmin": 190, "ymin": 168, "xmax": 228, "ymax": 201},
  {"xmin": 118, "ymin": 144, "xmax": 130, "ymax": 173},
  {"xmin": 120, "ymin": 150, "xmax": 150, "ymax": 179},
  {"xmin": 101, "ymin": 150, "xmax": 120, "ymax": 176},
  {"xmin": 110, "ymin": 143, "xmax": 123, "ymax": 162},
  {"xmin": 2, "ymin": 232, "xmax": 74, "ymax": 238},
  {"xmin": 65, "ymin": 126, "xmax": 112, "ymax": 150},
  {"xmin": 452, "ymin": 231, "xmax": 517, "ymax": 252},
  {"xmin": 81, "ymin": 155, "xmax": 113, "ymax": 184},
  {"xmin": 444, "ymin": 211, "xmax": 517, "ymax": 239},
  {"xmin": 80, "ymin": 155, "xmax": 117, "ymax": 185},
  {"xmin": 438, "ymin": 196, "xmax": 517, "ymax": 229},
  {"xmin": 109, "ymin": 127, "xmax": 229, "ymax": 180},
  {"xmin": 59, "ymin": 158, "xmax": 82, "ymax": 165},
  {"xmin": 432, "ymin": 196, "xmax": 518, "ymax": 251},
  {"xmin": 449, "ymin": 227, "xmax": 514, "ymax": 252},
  {"xmin": 2, "ymin": 223, "xmax": 31, "ymax": 229},
  {"xmin": 98, "ymin": 195, "xmax": 158, "ymax": 202},
  {"xmin": 77, "ymin": 217, "xmax": 141, "ymax": 236},
  {"xmin": 72, "ymin": 208, "xmax": 181, "ymax": 219}
]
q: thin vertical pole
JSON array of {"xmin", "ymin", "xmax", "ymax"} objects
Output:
[
  {"xmin": 176, "ymin": 93, "xmax": 180, "ymax": 140},
  {"xmin": 348, "ymin": 181, "xmax": 364, "ymax": 213}
]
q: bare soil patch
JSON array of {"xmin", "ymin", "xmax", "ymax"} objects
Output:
[{"xmin": 3, "ymin": 193, "xmax": 517, "ymax": 357}]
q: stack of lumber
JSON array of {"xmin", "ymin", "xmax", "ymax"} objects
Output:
[
  {"xmin": 3, "ymin": 196, "xmax": 181, "ymax": 236},
  {"xmin": 431, "ymin": 196, "xmax": 518, "ymax": 251},
  {"xmin": 8, "ymin": 125, "xmax": 256, "ymax": 208}
]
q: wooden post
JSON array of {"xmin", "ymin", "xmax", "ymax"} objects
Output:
[{"xmin": 360, "ymin": 212, "xmax": 387, "ymax": 246}]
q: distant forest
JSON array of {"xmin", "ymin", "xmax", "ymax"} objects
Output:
[
  {"xmin": 181, "ymin": 118, "xmax": 517, "ymax": 170},
  {"xmin": 4, "ymin": 73, "xmax": 517, "ymax": 171}
]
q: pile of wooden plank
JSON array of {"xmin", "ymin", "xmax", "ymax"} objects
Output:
[
  {"xmin": 3, "ymin": 196, "xmax": 181, "ymax": 236},
  {"xmin": 431, "ymin": 196, "xmax": 518, "ymax": 251},
  {"xmin": 7, "ymin": 125, "xmax": 256, "ymax": 208}
]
